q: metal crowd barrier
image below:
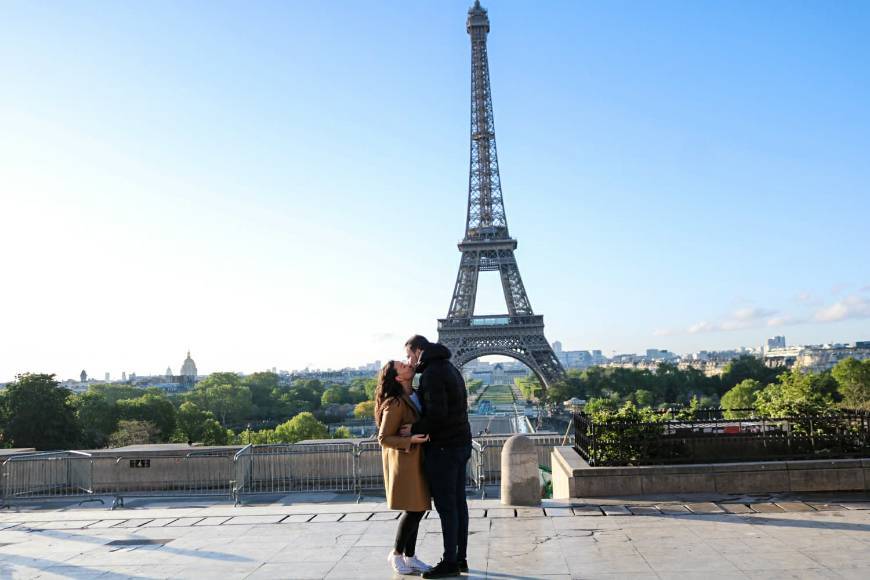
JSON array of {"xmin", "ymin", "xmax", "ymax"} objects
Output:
[
  {"xmin": 231, "ymin": 442, "xmax": 356, "ymax": 505},
  {"xmin": 99, "ymin": 448, "xmax": 238, "ymax": 509},
  {"xmin": 2, "ymin": 434, "xmax": 565, "ymax": 508},
  {"xmin": 1, "ymin": 451, "xmax": 97, "ymax": 507}
]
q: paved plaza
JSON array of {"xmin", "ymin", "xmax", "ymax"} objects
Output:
[{"xmin": 1, "ymin": 493, "xmax": 869, "ymax": 579}]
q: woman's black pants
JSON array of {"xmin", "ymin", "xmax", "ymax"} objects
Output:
[{"xmin": 394, "ymin": 511, "xmax": 425, "ymax": 556}]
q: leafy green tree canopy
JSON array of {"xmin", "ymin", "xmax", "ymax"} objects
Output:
[
  {"xmin": 273, "ymin": 412, "xmax": 328, "ymax": 443},
  {"xmin": 832, "ymin": 357, "xmax": 870, "ymax": 409},
  {"xmin": 755, "ymin": 369, "xmax": 835, "ymax": 417},
  {"xmin": 71, "ymin": 391, "xmax": 119, "ymax": 448},
  {"xmin": 116, "ymin": 394, "xmax": 176, "ymax": 441},
  {"xmin": 354, "ymin": 400, "xmax": 375, "ymax": 419},
  {"xmin": 720, "ymin": 379, "xmax": 762, "ymax": 418},
  {"xmin": 109, "ymin": 420, "xmax": 159, "ymax": 447},
  {"xmin": 720, "ymin": 355, "xmax": 781, "ymax": 391},
  {"xmin": 0, "ymin": 373, "xmax": 80, "ymax": 450}
]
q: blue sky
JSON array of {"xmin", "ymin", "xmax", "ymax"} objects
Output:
[{"xmin": 1, "ymin": 1, "xmax": 868, "ymax": 381}]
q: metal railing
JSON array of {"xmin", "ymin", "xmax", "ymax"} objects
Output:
[
  {"xmin": 2, "ymin": 434, "xmax": 569, "ymax": 508},
  {"xmin": 575, "ymin": 409, "xmax": 870, "ymax": 466},
  {"xmin": 1, "ymin": 451, "xmax": 96, "ymax": 507},
  {"xmin": 99, "ymin": 448, "xmax": 238, "ymax": 508}
]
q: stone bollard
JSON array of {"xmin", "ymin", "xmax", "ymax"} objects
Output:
[{"xmin": 500, "ymin": 434, "xmax": 541, "ymax": 506}]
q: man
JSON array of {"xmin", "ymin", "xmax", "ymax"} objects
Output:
[{"xmin": 404, "ymin": 334, "xmax": 472, "ymax": 579}]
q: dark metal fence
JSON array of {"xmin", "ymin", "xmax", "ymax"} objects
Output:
[{"xmin": 575, "ymin": 409, "xmax": 870, "ymax": 466}]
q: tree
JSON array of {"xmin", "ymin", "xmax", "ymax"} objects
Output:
[
  {"xmin": 633, "ymin": 389, "xmax": 655, "ymax": 408},
  {"xmin": 174, "ymin": 401, "xmax": 228, "ymax": 445},
  {"xmin": 354, "ymin": 400, "xmax": 375, "ymax": 419},
  {"xmin": 88, "ymin": 383, "xmax": 142, "ymax": 404},
  {"xmin": 109, "ymin": 420, "xmax": 159, "ymax": 447},
  {"xmin": 242, "ymin": 372, "xmax": 281, "ymax": 418},
  {"xmin": 187, "ymin": 382, "xmax": 252, "ymax": 426},
  {"xmin": 832, "ymin": 357, "xmax": 870, "ymax": 409},
  {"xmin": 321, "ymin": 386, "xmax": 348, "ymax": 407},
  {"xmin": 236, "ymin": 427, "xmax": 277, "ymax": 445},
  {"xmin": 720, "ymin": 379, "xmax": 762, "ymax": 418},
  {"xmin": 273, "ymin": 412, "xmax": 328, "ymax": 443},
  {"xmin": 720, "ymin": 355, "xmax": 781, "ymax": 392},
  {"xmin": 287, "ymin": 379, "xmax": 325, "ymax": 412},
  {"xmin": 755, "ymin": 369, "xmax": 835, "ymax": 417},
  {"xmin": 348, "ymin": 378, "xmax": 375, "ymax": 402},
  {"xmin": 332, "ymin": 426, "xmax": 352, "ymax": 439},
  {"xmin": 71, "ymin": 392, "xmax": 118, "ymax": 448},
  {"xmin": 545, "ymin": 371, "xmax": 585, "ymax": 405},
  {"xmin": 116, "ymin": 394, "xmax": 176, "ymax": 441},
  {"xmin": 196, "ymin": 372, "xmax": 242, "ymax": 389},
  {"xmin": 0, "ymin": 373, "xmax": 80, "ymax": 450}
]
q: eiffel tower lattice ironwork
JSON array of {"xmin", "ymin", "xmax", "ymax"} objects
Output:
[{"xmin": 437, "ymin": 1, "xmax": 565, "ymax": 390}]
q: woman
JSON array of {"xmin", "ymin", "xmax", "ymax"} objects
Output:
[{"xmin": 375, "ymin": 360, "xmax": 432, "ymax": 575}]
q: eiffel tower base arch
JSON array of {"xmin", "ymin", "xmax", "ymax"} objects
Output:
[{"xmin": 438, "ymin": 317, "xmax": 564, "ymax": 391}]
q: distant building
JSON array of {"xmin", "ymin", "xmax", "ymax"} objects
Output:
[
  {"xmin": 80, "ymin": 370, "xmax": 87, "ymax": 383},
  {"xmin": 104, "ymin": 372, "xmax": 110, "ymax": 381},
  {"xmin": 121, "ymin": 372, "xmax": 127, "ymax": 381},
  {"xmin": 645, "ymin": 349, "xmax": 677, "ymax": 362},
  {"xmin": 180, "ymin": 351, "xmax": 197, "ymax": 381},
  {"xmin": 551, "ymin": 341, "xmax": 601, "ymax": 370},
  {"xmin": 767, "ymin": 336, "xmax": 786, "ymax": 350},
  {"xmin": 764, "ymin": 342, "xmax": 870, "ymax": 371},
  {"xmin": 795, "ymin": 343, "xmax": 870, "ymax": 372}
]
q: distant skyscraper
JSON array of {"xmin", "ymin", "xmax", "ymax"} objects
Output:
[
  {"xmin": 553, "ymin": 341, "xmax": 563, "ymax": 353},
  {"xmin": 80, "ymin": 370, "xmax": 87, "ymax": 383},
  {"xmin": 104, "ymin": 372, "xmax": 110, "ymax": 381},
  {"xmin": 166, "ymin": 366, "xmax": 173, "ymax": 378},
  {"xmin": 121, "ymin": 371, "xmax": 127, "ymax": 381},
  {"xmin": 767, "ymin": 336, "xmax": 786, "ymax": 350}
]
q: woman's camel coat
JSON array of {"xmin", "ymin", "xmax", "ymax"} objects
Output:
[{"xmin": 378, "ymin": 395, "xmax": 431, "ymax": 512}]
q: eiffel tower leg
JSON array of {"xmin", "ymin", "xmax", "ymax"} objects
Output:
[
  {"xmin": 447, "ymin": 251, "xmax": 480, "ymax": 319},
  {"xmin": 498, "ymin": 252, "xmax": 532, "ymax": 316}
]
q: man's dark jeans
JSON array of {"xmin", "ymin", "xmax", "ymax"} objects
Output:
[{"xmin": 424, "ymin": 443, "xmax": 472, "ymax": 564}]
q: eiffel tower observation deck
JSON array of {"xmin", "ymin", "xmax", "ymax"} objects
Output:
[{"xmin": 438, "ymin": 1, "xmax": 565, "ymax": 390}]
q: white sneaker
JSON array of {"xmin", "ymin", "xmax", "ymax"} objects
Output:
[
  {"xmin": 388, "ymin": 551, "xmax": 413, "ymax": 574},
  {"xmin": 403, "ymin": 555, "xmax": 432, "ymax": 572}
]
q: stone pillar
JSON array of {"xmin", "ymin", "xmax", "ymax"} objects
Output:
[{"xmin": 500, "ymin": 434, "xmax": 540, "ymax": 506}]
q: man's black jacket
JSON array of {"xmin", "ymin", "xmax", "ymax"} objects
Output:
[{"xmin": 411, "ymin": 343, "xmax": 472, "ymax": 447}]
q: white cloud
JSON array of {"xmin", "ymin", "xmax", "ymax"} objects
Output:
[
  {"xmin": 814, "ymin": 295, "xmax": 870, "ymax": 322},
  {"xmin": 732, "ymin": 307, "xmax": 777, "ymax": 322},
  {"xmin": 688, "ymin": 321, "xmax": 718, "ymax": 334}
]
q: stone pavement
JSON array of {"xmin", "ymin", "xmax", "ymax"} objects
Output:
[{"xmin": 1, "ymin": 494, "xmax": 869, "ymax": 579}]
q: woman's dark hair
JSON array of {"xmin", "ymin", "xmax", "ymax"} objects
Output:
[
  {"xmin": 374, "ymin": 360, "xmax": 404, "ymax": 428},
  {"xmin": 404, "ymin": 335, "xmax": 430, "ymax": 351}
]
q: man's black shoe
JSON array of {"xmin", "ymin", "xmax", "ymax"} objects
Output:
[
  {"xmin": 458, "ymin": 559, "xmax": 468, "ymax": 573},
  {"xmin": 422, "ymin": 560, "xmax": 461, "ymax": 579}
]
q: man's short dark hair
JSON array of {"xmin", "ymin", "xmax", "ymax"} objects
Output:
[{"xmin": 405, "ymin": 335, "xmax": 430, "ymax": 351}]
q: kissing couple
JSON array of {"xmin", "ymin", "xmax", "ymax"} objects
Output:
[{"xmin": 374, "ymin": 335, "xmax": 473, "ymax": 578}]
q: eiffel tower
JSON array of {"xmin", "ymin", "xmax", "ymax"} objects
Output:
[{"xmin": 437, "ymin": 1, "xmax": 565, "ymax": 390}]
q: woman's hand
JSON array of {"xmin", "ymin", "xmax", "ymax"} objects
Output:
[{"xmin": 409, "ymin": 434, "xmax": 429, "ymax": 444}]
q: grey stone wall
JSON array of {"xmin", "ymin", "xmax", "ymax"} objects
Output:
[{"xmin": 552, "ymin": 446, "xmax": 870, "ymax": 499}]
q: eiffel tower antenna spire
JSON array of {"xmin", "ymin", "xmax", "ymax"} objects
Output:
[{"xmin": 438, "ymin": 2, "xmax": 564, "ymax": 390}]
